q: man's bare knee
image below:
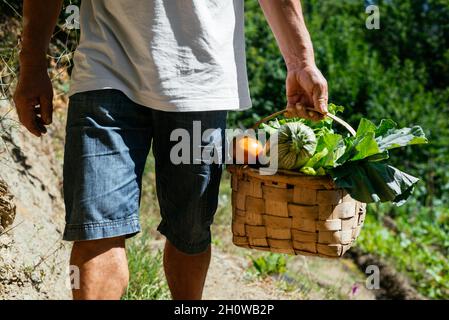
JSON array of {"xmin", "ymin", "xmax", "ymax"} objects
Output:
[
  {"xmin": 72, "ymin": 236, "xmax": 126, "ymax": 256},
  {"xmin": 70, "ymin": 236, "xmax": 129, "ymax": 299}
]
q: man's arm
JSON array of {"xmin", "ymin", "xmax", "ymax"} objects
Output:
[
  {"xmin": 13, "ymin": 0, "xmax": 63, "ymax": 137},
  {"xmin": 258, "ymin": 0, "xmax": 328, "ymax": 120}
]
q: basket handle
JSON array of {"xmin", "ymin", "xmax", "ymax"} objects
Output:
[{"xmin": 252, "ymin": 104, "xmax": 356, "ymax": 137}]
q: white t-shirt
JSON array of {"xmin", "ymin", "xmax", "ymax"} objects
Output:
[{"xmin": 69, "ymin": 0, "xmax": 252, "ymax": 112}]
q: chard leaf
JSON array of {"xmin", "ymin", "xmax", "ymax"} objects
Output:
[
  {"xmin": 316, "ymin": 133, "xmax": 344, "ymax": 167},
  {"xmin": 300, "ymin": 166, "xmax": 317, "ymax": 175},
  {"xmin": 365, "ymin": 151, "xmax": 390, "ymax": 162},
  {"xmin": 356, "ymin": 118, "xmax": 377, "ymax": 137},
  {"xmin": 303, "ymin": 148, "xmax": 329, "ymax": 169},
  {"xmin": 338, "ymin": 131, "xmax": 382, "ymax": 163},
  {"xmin": 375, "ymin": 119, "xmax": 397, "ymax": 137},
  {"xmin": 336, "ymin": 137, "xmax": 356, "ymax": 164},
  {"xmin": 330, "ymin": 161, "xmax": 419, "ymax": 205},
  {"xmin": 351, "ymin": 131, "xmax": 382, "ymax": 161},
  {"xmin": 376, "ymin": 125, "xmax": 428, "ymax": 151}
]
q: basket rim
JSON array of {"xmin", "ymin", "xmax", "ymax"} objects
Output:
[{"xmin": 226, "ymin": 164, "xmax": 336, "ymax": 188}]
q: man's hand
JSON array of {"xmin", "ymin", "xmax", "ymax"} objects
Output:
[
  {"xmin": 258, "ymin": 0, "xmax": 328, "ymax": 121},
  {"xmin": 285, "ymin": 64, "xmax": 328, "ymax": 121},
  {"xmin": 13, "ymin": 61, "xmax": 53, "ymax": 137},
  {"xmin": 13, "ymin": 0, "xmax": 62, "ymax": 137}
]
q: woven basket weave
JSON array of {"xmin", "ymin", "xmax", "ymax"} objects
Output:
[
  {"xmin": 228, "ymin": 108, "xmax": 366, "ymax": 258},
  {"xmin": 228, "ymin": 166, "xmax": 366, "ymax": 258}
]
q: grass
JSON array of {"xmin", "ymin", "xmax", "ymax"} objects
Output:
[
  {"xmin": 123, "ymin": 234, "xmax": 170, "ymax": 300},
  {"xmin": 356, "ymin": 203, "xmax": 449, "ymax": 299},
  {"xmin": 121, "ymin": 155, "xmax": 170, "ymax": 300},
  {"xmin": 248, "ymin": 253, "xmax": 288, "ymax": 277}
]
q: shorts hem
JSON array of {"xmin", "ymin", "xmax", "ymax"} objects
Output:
[
  {"xmin": 63, "ymin": 217, "xmax": 141, "ymax": 241},
  {"xmin": 157, "ymin": 224, "xmax": 211, "ymax": 255}
]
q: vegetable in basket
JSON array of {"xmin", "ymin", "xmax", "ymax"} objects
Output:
[
  {"xmin": 329, "ymin": 117, "xmax": 428, "ymax": 205},
  {"xmin": 232, "ymin": 135, "xmax": 264, "ymax": 164},
  {"xmin": 267, "ymin": 122, "xmax": 317, "ymax": 169},
  {"xmin": 258, "ymin": 104, "xmax": 428, "ymax": 205}
]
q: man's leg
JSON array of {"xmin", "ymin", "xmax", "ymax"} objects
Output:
[
  {"xmin": 151, "ymin": 110, "xmax": 227, "ymax": 300},
  {"xmin": 62, "ymin": 90, "xmax": 153, "ymax": 299},
  {"xmin": 70, "ymin": 236, "xmax": 128, "ymax": 300},
  {"xmin": 163, "ymin": 240, "xmax": 211, "ymax": 300}
]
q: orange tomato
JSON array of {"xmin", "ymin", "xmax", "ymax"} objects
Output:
[{"xmin": 232, "ymin": 136, "xmax": 264, "ymax": 164}]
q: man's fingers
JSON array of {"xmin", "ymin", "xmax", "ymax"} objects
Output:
[
  {"xmin": 39, "ymin": 95, "xmax": 53, "ymax": 125},
  {"xmin": 290, "ymin": 103, "xmax": 325, "ymax": 121},
  {"xmin": 285, "ymin": 104, "xmax": 297, "ymax": 118},
  {"xmin": 19, "ymin": 110, "xmax": 43, "ymax": 137},
  {"xmin": 312, "ymin": 84, "xmax": 328, "ymax": 115},
  {"xmin": 36, "ymin": 117, "xmax": 48, "ymax": 134},
  {"xmin": 286, "ymin": 103, "xmax": 315, "ymax": 120},
  {"xmin": 306, "ymin": 109, "xmax": 325, "ymax": 121},
  {"xmin": 300, "ymin": 104, "xmax": 324, "ymax": 121},
  {"xmin": 14, "ymin": 99, "xmax": 44, "ymax": 137}
]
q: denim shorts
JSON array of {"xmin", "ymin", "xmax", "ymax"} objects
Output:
[{"xmin": 63, "ymin": 89, "xmax": 227, "ymax": 254}]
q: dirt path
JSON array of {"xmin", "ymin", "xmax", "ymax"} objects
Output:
[
  {"xmin": 204, "ymin": 249, "xmax": 376, "ymax": 300},
  {"xmin": 203, "ymin": 250, "xmax": 293, "ymax": 300}
]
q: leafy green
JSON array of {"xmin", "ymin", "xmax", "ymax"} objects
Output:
[
  {"xmin": 305, "ymin": 132, "xmax": 344, "ymax": 171},
  {"xmin": 376, "ymin": 126, "xmax": 428, "ymax": 151},
  {"xmin": 304, "ymin": 148, "xmax": 329, "ymax": 168},
  {"xmin": 351, "ymin": 132, "xmax": 382, "ymax": 161},
  {"xmin": 328, "ymin": 117, "xmax": 427, "ymax": 204},
  {"xmin": 374, "ymin": 119, "xmax": 397, "ymax": 137},
  {"xmin": 331, "ymin": 161, "xmax": 419, "ymax": 205},
  {"xmin": 258, "ymin": 111, "xmax": 428, "ymax": 205},
  {"xmin": 259, "ymin": 122, "xmax": 279, "ymax": 136},
  {"xmin": 356, "ymin": 118, "xmax": 377, "ymax": 137},
  {"xmin": 300, "ymin": 166, "xmax": 319, "ymax": 176},
  {"xmin": 331, "ymin": 116, "xmax": 427, "ymax": 164}
]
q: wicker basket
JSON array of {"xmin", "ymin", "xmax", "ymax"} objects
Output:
[{"xmin": 227, "ymin": 108, "xmax": 366, "ymax": 258}]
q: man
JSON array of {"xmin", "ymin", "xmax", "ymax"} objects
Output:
[{"xmin": 13, "ymin": 0, "xmax": 328, "ymax": 300}]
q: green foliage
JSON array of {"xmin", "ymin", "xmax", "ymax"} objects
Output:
[
  {"xmin": 249, "ymin": 253, "xmax": 287, "ymax": 277},
  {"xmin": 364, "ymin": 0, "xmax": 449, "ymax": 90},
  {"xmin": 357, "ymin": 204, "xmax": 449, "ymax": 299},
  {"xmin": 123, "ymin": 236, "xmax": 170, "ymax": 300}
]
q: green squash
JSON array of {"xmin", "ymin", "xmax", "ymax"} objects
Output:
[{"xmin": 270, "ymin": 122, "xmax": 317, "ymax": 170}]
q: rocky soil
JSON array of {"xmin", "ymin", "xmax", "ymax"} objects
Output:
[{"xmin": 0, "ymin": 99, "xmax": 71, "ymax": 299}]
